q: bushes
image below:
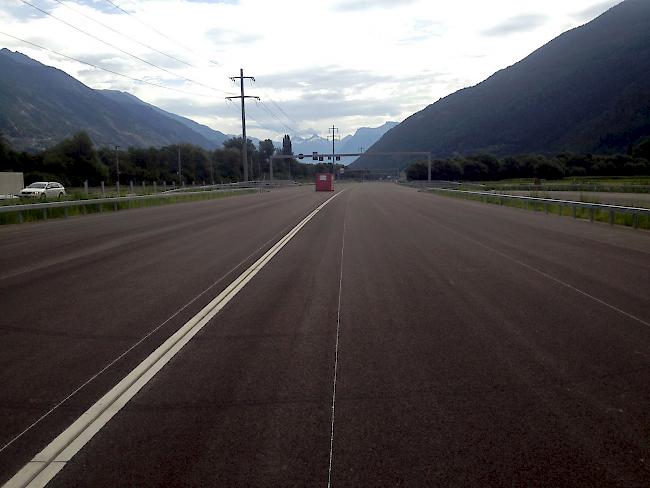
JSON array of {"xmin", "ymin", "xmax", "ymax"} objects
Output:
[{"xmin": 406, "ymin": 151, "xmax": 650, "ymax": 181}]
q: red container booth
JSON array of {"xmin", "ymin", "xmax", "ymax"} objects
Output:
[{"xmin": 315, "ymin": 173, "xmax": 334, "ymax": 192}]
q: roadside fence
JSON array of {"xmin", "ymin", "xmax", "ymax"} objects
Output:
[
  {"xmin": 0, "ymin": 180, "xmax": 297, "ymax": 225},
  {"xmin": 423, "ymin": 187, "xmax": 650, "ymax": 230}
]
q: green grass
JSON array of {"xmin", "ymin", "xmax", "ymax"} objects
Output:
[
  {"xmin": 430, "ymin": 190, "xmax": 650, "ymax": 230},
  {"xmin": 0, "ymin": 190, "xmax": 255, "ymax": 225},
  {"xmin": 463, "ymin": 175, "xmax": 650, "ymax": 193}
]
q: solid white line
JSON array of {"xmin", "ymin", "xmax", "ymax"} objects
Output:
[
  {"xmin": 488, "ymin": 246, "xmax": 650, "ymax": 329},
  {"xmin": 327, "ymin": 199, "xmax": 349, "ymax": 488},
  {"xmin": 431, "ymin": 217, "xmax": 650, "ymax": 330},
  {"xmin": 3, "ymin": 190, "xmax": 344, "ymax": 488},
  {"xmin": 0, "ymin": 205, "xmax": 308, "ymax": 455}
]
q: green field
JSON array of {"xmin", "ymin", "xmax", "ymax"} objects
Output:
[{"xmin": 463, "ymin": 176, "xmax": 650, "ymax": 193}]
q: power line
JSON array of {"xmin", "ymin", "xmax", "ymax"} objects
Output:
[
  {"xmin": 248, "ymin": 105, "xmax": 288, "ymax": 136},
  {"xmin": 15, "ymin": 1, "xmax": 302, "ymax": 141},
  {"xmin": 100, "ymin": 0, "xmax": 302, "ymax": 136},
  {"xmin": 0, "ymin": 32, "xmax": 213, "ymax": 98},
  {"xmin": 226, "ymin": 69, "xmax": 259, "ymax": 182},
  {"xmin": 255, "ymin": 100, "xmax": 296, "ymax": 134},
  {"xmin": 243, "ymin": 79, "xmax": 297, "ymax": 134},
  {"xmin": 103, "ymin": 0, "xmax": 222, "ymax": 68},
  {"xmin": 252, "ymin": 79, "xmax": 301, "ymax": 128},
  {"xmin": 327, "ymin": 124, "xmax": 340, "ymax": 174},
  {"xmin": 18, "ymin": 0, "xmax": 235, "ymax": 96},
  {"xmin": 51, "ymin": 0, "xmax": 196, "ymax": 69},
  {"xmin": 229, "ymin": 78, "xmax": 294, "ymax": 136}
]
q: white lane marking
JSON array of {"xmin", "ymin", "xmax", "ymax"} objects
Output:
[
  {"xmin": 432, "ymin": 217, "xmax": 650, "ymax": 330},
  {"xmin": 327, "ymin": 198, "xmax": 349, "ymax": 488},
  {"xmin": 0, "ymin": 206, "xmax": 308, "ymax": 455},
  {"xmin": 489, "ymin": 246, "xmax": 650, "ymax": 329},
  {"xmin": 3, "ymin": 190, "xmax": 344, "ymax": 488}
]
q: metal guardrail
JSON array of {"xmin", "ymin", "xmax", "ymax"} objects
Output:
[
  {"xmin": 1, "ymin": 180, "xmax": 299, "ymax": 213},
  {"xmin": 1, "ymin": 180, "xmax": 301, "ymax": 223},
  {"xmin": 426, "ymin": 188, "xmax": 650, "ymax": 228},
  {"xmin": 162, "ymin": 180, "xmax": 297, "ymax": 193}
]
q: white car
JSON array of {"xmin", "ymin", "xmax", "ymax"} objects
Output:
[{"xmin": 20, "ymin": 182, "xmax": 66, "ymax": 199}]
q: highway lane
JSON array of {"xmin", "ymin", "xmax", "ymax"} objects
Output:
[
  {"xmin": 333, "ymin": 185, "xmax": 650, "ymax": 486},
  {"xmin": 3, "ymin": 182, "xmax": 650, "ymax": 486},
  {"xmin": 0, "ymin": 186, "xmax": 336, "ymax": 484}
]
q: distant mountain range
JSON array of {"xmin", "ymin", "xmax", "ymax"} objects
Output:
[
  {"xmin": 278, "ymin": 122, "xmax": 398, "ymax": 163},
  {"xmin": 0, "ymin": 49, "xmax": 230, "ymax": 152},
  {"xmin": 98, "ymin": 89, "xmax": 229, "ymax": 148},
  {"xmin": 0, "ymin": 48, "xmax": 398, "ymax": 159},
  {"xmin": 353, "ymin": 0, "xmax": 650, "ymax": 169}
]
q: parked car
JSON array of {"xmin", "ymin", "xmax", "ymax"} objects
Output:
[{"xmin": 20, "ymin": 182, "xmax": 66, "ymax": 199}]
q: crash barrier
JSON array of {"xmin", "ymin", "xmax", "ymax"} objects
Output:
[
  {"xmin": 0, "ymin": 180, "xmax": 297, "ymax": 224},
  {"xmin": 425, "ymin": 188, "xmax": 650, "ymax": 229}
]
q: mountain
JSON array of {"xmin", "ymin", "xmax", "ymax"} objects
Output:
[
  {"xmin": 276, "ymin": 122, "xmax": 399, "ymax": 164},
  {"xmin": 352, "ymin": 0, "xmax": 650, "ymax": 169},
  {"xmin": 339, "ymin": 121, "xmax": 398, "ymax": 154},
  {"xmin": 0, "ymin": 49, "xmax": 227, "ymax": 151},
  {"xmin": 99, "ymin": 90, "xmax": 229, "ymax": 148},
  {"xmin": 287, "ymin": 132, "xmax": 333, "ymax": 155}
]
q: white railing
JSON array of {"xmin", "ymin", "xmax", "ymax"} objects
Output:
[
  {"xmin": 426, "ymin": 188, "xmax": 650, "ymax": 228},
  {"xmin": 0, "ymin": 179, "xmax": 302, "ymax": 224}
]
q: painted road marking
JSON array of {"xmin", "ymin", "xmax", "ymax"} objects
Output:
[
  {"xmin": 428, "ymin": 212, "xmax": 650, "ymax": 330},
  {"xmin": 327, "ymin": 197, "xmax": 349, "ymax": 488},
  {"xmin": 3, "ymin": 190, "xmax": 344, "ymax": 488},
  {"xmin": 0, "ymin": 211, "xmax": 307, "ymax": 456}
]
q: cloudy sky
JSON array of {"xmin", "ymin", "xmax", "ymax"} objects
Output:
[{"xmin": 0, "ymin": 0, "xmax": 622, "ymax": 140}]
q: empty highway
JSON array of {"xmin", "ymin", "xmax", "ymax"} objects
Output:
[{"xmin": 1, "ymin": 183, "xmax": 649, "ymax": 487}]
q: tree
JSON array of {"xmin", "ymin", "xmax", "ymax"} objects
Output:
[
  {"xmin": 534, "ymin": 158, "xmax": 565, "ymax": 179},
  {"xmin": 258, "ymin": 139, "xmax": 275, "ymax": 177},
  {"xmin": 42, "ymin": 132, "xmax": 108, "ymax": 185},
  {"xmin": 279, "ymin": 135, "xmax": 295, "ymax": 176},
  {"xmin": 406, "ymin": 161, "xmax": 428, "ymax": 180},
  {"xmin": 0, "ymin": 133, "xmax": 17, "ymax": 171},
  {"xmin": 631, "ymin": 136, "xmax": 650, "ymax": 160},
  {"xmin": 431, "ymin": 159, "xmax": 462, "ymax": 180},
  {"xmin": 461, "ymin": 159, "xmax": 489, "ymax": 181},
  {"xmin": 281, "ymin": 135, "xmax": 292, "ymax": 156}
]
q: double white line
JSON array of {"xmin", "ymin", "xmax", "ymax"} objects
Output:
[{"xmin": 4, "ymin": 190, "xmax": 344, "ymax": 488}]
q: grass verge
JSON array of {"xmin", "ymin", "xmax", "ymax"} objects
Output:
[
  {"xmin": 0, "ymin": 190, "xmax": 256, "ymax": 225},
  {"xmin": 428, "ymin": 190, "xmax": 650, "ymax": 230}
]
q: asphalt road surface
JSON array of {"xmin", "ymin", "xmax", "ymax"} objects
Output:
[{"xmin": 1, "ymin": 183, "xmax": 649, "ymax": 487}]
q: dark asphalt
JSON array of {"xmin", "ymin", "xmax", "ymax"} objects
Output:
[{"xmin": 2, "ymin": 183, "xmax": 650, "ymax": 486}]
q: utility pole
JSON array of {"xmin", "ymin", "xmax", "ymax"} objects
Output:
[
  {"xmin": 327, "ymin": 125, "xmax": 340, "ymax": 175},
  {"xmin": 115, "ymin": 145, "xmax": 120, "ymax": 196},
  {"xmin": 177, "ymin": 144, "xmax": 183, "ymax": 187},
  {"xmin": 226, "ymin": 69, "xmax": 259, "ymax": 182}
]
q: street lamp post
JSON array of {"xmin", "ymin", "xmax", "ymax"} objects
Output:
[{"xmin": 115, "ymin": 145, "xmax": 120, "ymax": 196}]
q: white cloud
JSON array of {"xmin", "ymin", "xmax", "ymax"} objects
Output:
[
  {"xmin": 0, "ymin": 0, "xmax": 625, "ymax": 139},
  {"xmin": 482, "ymin": 14, "xmax": 549, "ymax": 37}
]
